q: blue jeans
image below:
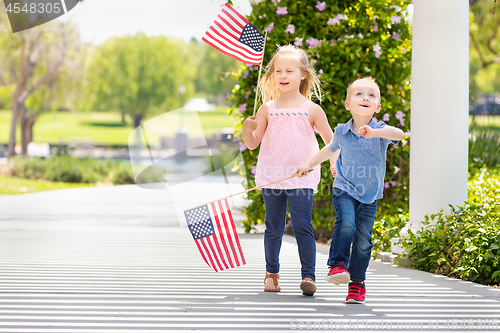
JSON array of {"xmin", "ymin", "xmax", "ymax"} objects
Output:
[
  {"xmin": 262, "ymin": 188, "xmax": 315, "ymax": 281},
  {"xmin": 328, "ymin": 189, "xmax": 377, "ymax": 282}
]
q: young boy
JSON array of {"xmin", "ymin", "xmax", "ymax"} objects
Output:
[{"xmin": 294, "ymin": 77, "xmax": 404, "ymax": 303}]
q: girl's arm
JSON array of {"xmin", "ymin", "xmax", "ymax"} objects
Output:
[
  {"xmin": 309, "ymin": 104, "xmax": 333, "ymax": 144},
  {"xmin": 242, "ymin": 104, "xmax": 268, "ymax": 150},
  {"xmin": 295, "ymin": 144, "xmax": 339, "ymax": 177},
  {"xmin": 309, "ymin": 103, "xmax": 338, "ymax": 176}
]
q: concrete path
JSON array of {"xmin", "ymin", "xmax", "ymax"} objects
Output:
[{"xmin": 0, "ymin": 178, "xmax": 499, "ymax": 332}]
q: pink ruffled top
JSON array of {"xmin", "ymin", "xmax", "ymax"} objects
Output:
[{"xmin": 255, "ymin": 99, "xmax": 320, "ymax": 193}]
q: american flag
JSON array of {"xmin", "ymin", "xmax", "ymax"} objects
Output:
[
  {"xmin": 202, "ymin": 3, "xmax": 265, "ymax": 65},
  {"xmin": 184, "ymin": 198, "xmax": 246, "ymax": 272}
]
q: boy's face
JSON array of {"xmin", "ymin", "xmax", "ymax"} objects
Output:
[{"xmin": 345, "ymin": 80, "xmax": 381, "ymax": 117}]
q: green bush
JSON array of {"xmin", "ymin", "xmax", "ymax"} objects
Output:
[
  {"xmin": 10, "ymin": 157, "xmax": 47, "ymax": 180},
  {"xmin": 400, "ymin": 167, "xmax": 500, "ymax": 285},
  {"xmin": 230, "ymin": 0, "xmax": 412, "ymax": 232},
  {"xmin": 10, "ymin": 156, "xmax": 138, "ymax": 185},
  {"xmin": 111, "ymin": 164, "xmax": 136, "ymax": 185},
  {"xmin": 372, "ymin": 212, "xmax": 408, "ymax": 256}
]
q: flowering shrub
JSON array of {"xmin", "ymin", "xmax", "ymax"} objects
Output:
[
  {"xmin": 372, "ymin": 212, "xmax": 408, "ymax": 255},
  {"xmin": 230, "ymin": 0, "xmax": 412, "ymax": 233},
  {"xmin": 400, "ymin": 167, "xmax": 500, "ymax": 285}
]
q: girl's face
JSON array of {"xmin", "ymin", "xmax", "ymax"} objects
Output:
[{"xmin": 273, "ymin": 55, "xmax": 304, "ymax": 94}]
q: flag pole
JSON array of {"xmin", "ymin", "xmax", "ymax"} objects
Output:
[
  {"xmin": 184, "ymin": 169, "xmax": 314, "ymax": 212},
  {"xmin": 252, "ymin": 30, "xmax": 267, "ymax": 119}
]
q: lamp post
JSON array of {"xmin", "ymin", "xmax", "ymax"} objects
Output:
[{"xmin": 175, "ymin": 84, "xmax": 188, "ymax": 160}]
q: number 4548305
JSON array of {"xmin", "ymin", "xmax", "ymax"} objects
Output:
[{"xmin": 5, "ymin": 2, "xmax": 61, "ymax": 14}]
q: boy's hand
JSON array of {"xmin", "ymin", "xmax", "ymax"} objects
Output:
[
  {"xmin": 359, "ymin": 125, "xmax": 376, "ymax": 138},
  {"xmin": 242, "ymin": 116, "xmax": 258, "ymax": 132},
  {"xmin": 330, "ymin": 164, "xmax": 337, "ymax": 177},
  {"xmin": 294, "ymin": 164, "xmax": 311, "ymax": 178}
]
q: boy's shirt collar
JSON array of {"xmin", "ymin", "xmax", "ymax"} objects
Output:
[{"xmin": 342, "ymin": 118, "xmax": 377, "ymax": 136}]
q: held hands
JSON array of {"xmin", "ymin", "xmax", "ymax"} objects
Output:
[
  {"xmin": 330, "ymin": 164, "xmax": 337, "ymax": 177},
  {"xmin": 242, "ymin": 116, "xmax": 258, "ymax": 132},
  {"xmin": 294, "ymin": 164, "xmax": 311, "ymax": 178},
  {"xmin": 295, "ymin": 165, "xmax": 336, "ymax": 178},
  {"xmin": 358, "ymin": 125, "xmax": 376, "ymax": 138}
]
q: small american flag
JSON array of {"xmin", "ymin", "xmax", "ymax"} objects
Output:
[
  {"xmin": 202, "ymin": 3, "xmax": 265, "ymax": 65},
  {"xmin": 184, "ymin": 198, "xmax": 246, "ymax": 272}
]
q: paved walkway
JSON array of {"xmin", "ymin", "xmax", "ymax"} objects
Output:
[{"xmin": 0, "ymin": 178, "xmax": 499, "ymax": 332}]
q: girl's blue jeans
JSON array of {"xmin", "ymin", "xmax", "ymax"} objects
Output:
[
  {"xmin": 262, "ymin": 188, "xmax": 315, "ymax": 281},
  {"xmin": 328, "ymin": 189, "xmax": 377, "ymax": 282}
]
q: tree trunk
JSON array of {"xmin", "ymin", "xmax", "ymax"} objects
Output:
[
  {"xmin": 133, "ymin": 114, "xmax": 143, "ymax": 148},
  {"xmin": 25, "ymin": 114, "xmax": 36, "ymax": 144},
  {"xmin": 20, "ymin": 104, "xmax": 28, "ymax": 157},
  {"xmin": 7, "ymin": 102, "xmax": 19, "ymax": 157}
]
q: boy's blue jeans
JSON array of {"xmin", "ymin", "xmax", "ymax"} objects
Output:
[
  {"xmin": 328, "ymin": 189, "xmax": 377, "ymax": 282},
  {"xmin": 262, "ymin": 188, "xmax": 315, "ymax": 281}
]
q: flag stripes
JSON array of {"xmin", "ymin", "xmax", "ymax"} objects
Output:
[
  {"xmin": 202, "ymin": 3, "xmax": 265, "ymax": 65},
  {"xmin": 185, "ymin": 199, "xmax": 245, "ymax": 272}
]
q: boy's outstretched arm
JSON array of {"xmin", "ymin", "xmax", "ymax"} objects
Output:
[
  {"xmin": 329, "ymin": 149, "xmax": 340, "ymax": 177},
  {"xmin": 294, "ymin": 144, "xmax": 339, "ymax": 178},
  {"xmin": 359, "ymin": 124, "xmax": 404, "ymax": 140}
]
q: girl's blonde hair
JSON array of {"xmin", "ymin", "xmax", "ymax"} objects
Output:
[{"xmin": 258, "ymin": 44, "xmax": 322, "ymax": 104}]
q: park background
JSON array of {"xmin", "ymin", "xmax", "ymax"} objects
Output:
[{"xmin": 0, "ymin": 0, "xmax": 499, "ymax": 287}]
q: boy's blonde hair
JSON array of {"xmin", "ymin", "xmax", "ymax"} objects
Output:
[
  {"xmin": 259, "ymin": 45, "xmax": 321, "ymax": 104},
  {"xmin": 346, "ymin": 76, "xmax": 381, "ymax": 104}
]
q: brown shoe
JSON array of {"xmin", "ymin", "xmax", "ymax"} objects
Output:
[
  {"xmin": 264, "ymin": 272, "xmax": 281, "ymax": 292},
  {"xmin": 300, "ymin": 278, "xmax": 316, "ymax": 296}
]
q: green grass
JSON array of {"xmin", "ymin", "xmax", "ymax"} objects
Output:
[
  {"xmin": 0, "ymin": 176, "xmax": 94, "ymax": 195},
  {"xmin": 469, "ymin": 115, "xmax": 500, "ymax": 168},
  {"xmin": 0, "ymin": 107, "xmax": 235, "ymax": 146},
  {"xmin": 470, "ymin": 115, "xmax": 500, "ymax": 129},
  {"xmin": 470, "ymin": 115, "xmax": 500, "ymax": 131}
]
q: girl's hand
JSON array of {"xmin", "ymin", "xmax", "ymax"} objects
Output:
[
  {"xmin": 242, "ymin": 116, "xmax": 258, "ymax": 132},
  {"xmin": 294, "ymin": 164, "xmax": 311, "ymax": 178},
  {"xmin": 359, "ymin": 125, "xmax": 376, "ymax": 138}
]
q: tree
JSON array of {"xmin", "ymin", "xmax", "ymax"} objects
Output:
[
  {"xmin": 86, "ymin": 34, "xmax": 196, "ymax": 131},
  {"xmin": 0, "ymin": 13, "xmax": 79, "ymax": 156},
  {"xmin": 194, "ymin": 43, "xmax": 240, "ymax": 103},
  {"xmin": 470, "ymin": 0, "xmax": 500, "ymax": 69},
  {"xmin": 231, "ymin": 0, "xmax": 412, "ymax": 233},
  {"xmin": 23, "ymin": 76, "xmax": 69, "ymax": 143},
  {"xmin": 469, "ymin": 0, "xmax": 500, "ymax": 103}
]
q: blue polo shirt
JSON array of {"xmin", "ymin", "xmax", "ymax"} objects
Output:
[{"xmin": 329, "ymin": 119, "xmax": 398, "ymax": 204}]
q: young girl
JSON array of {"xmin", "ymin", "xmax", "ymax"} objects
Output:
[{"xmin": 242, "ymin": 45, "xmax": 334, "ymax": 296}]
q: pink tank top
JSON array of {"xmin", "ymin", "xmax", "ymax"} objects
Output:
[{"xmin": 255, "ymin": 99, "xmax": 321, "ymax": 192}]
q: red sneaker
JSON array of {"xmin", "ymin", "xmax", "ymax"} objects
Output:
[
  {"xmin": 325, "ymin": 265, "xmax": 350, "ymax": 285},
  {"xmin": 346, "ymin": 281, "xmax": 366, "ymax": 303}
]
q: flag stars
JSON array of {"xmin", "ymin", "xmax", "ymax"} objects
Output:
[
  {"xmin": 239, "ymin": 23, "xmax": 265, "ymax": 52},
  {"xmin": 189, "ymin": 219, "xmax": 215, "ymax": 240},
  {"xmin": 202, "ymin": 3, "xmax": 265, "ymax": 65},
  {"xmin": 185, "ymin": 206, "xmax": 210, "ymax": 225}
]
